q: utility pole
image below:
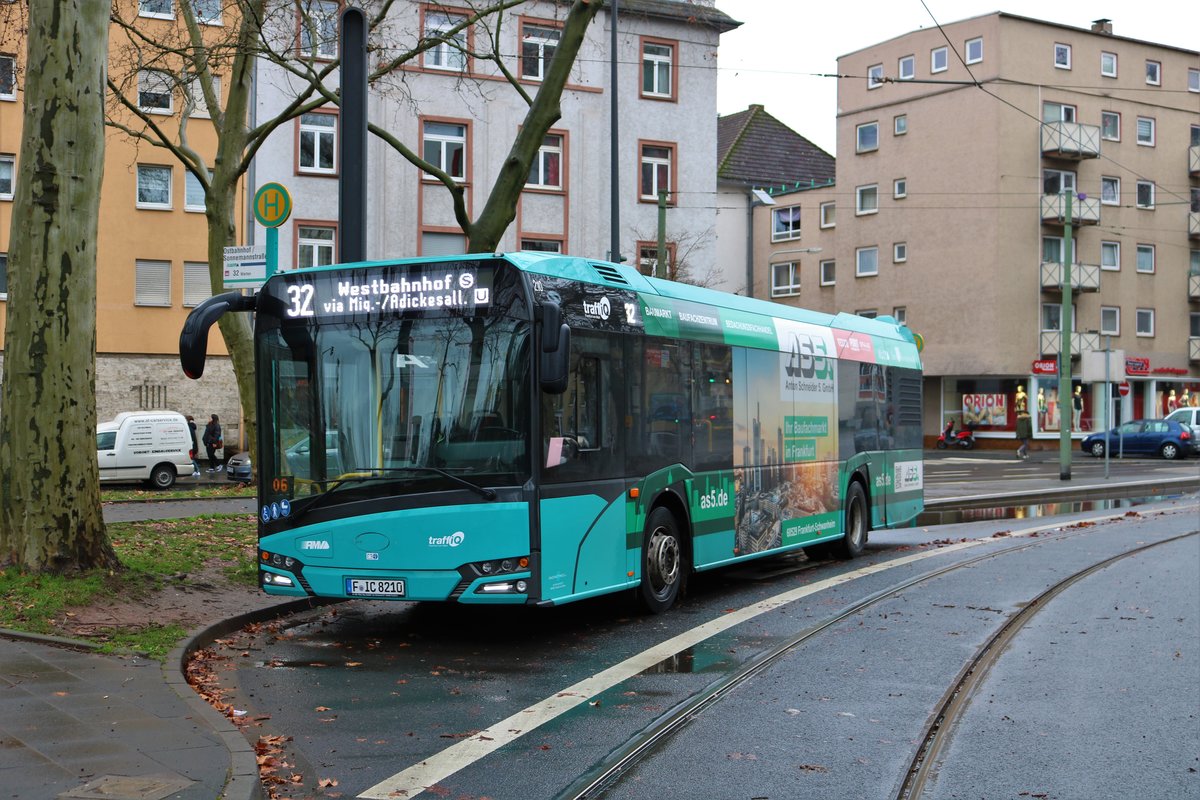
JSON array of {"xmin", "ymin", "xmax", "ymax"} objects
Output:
[
  {"xmin": 657, "ymin": 189, "xmax": 668, "ymax": 279},
  {"xmin": 1058, "ymin": 191, "xmax": 1074, "ymax": 481},
  {"xmin": 608, "ymin": 0, "xmax": 621, "ymax": 263}
]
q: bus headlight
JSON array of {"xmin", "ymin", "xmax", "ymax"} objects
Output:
[
  {"xmin": 468, "ymin": 556, "xmax": 529, "ymax": 578},
  {"xmin": 260, "ymin": 550, "xmax": 304, "ymax": 573},
  {"xmin": 474, "ymin": 579, "xmax": 529, "ymax": 595}
]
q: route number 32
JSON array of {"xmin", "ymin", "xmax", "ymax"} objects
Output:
[{"xmin": 286, "ymin": 284, "xmax": 315, "ymax": 317}]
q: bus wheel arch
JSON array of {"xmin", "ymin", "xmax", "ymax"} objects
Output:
[
  {"xmin": 638, "ymin": 496, "xmax": 690, "ymax": 614},
  {"xmin": 834, "ymin": 476, "xmax": 870, "ymax": 559}
]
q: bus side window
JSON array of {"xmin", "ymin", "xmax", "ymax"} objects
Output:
[
  {"xmin": 542, "ymin": 332, "xmax": 622, "ymax": 482},
  {"xmin": 626, "ymin": 337, "xmax": 693, "ymax": 474},
  {"xmin": 693, "ymin": 343, "xmax": 733, "ymax": 471}
]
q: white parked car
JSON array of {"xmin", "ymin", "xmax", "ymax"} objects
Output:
[
  {"xmin": 96, "ymin": 411, "xmax": 195, "ymax": 489},
  {"xmin": 1165, "ymin": 406, "xmax": 1200, "ymax": 428}
]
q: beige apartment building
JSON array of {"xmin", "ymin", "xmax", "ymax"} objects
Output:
[
  {"xmin": 760, "ymin": 12, "xmax": 1200, "ymax": 445},
  {"xmin": 1, "ymin": 3, "xmax": 242, "ymax": 437}
]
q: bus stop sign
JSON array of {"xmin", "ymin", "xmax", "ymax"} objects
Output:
[{"xmin": 254, "ymin": 183, "xmax": 292, "ymax": 228}]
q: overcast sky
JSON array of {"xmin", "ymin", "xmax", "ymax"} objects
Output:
[{"xmin": 715, "ymin": 0, "xmax": 1200, "ymax": 156}]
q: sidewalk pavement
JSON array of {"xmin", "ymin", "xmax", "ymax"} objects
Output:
[{"xmin": 3, "ymin": 459, "xmax": 1197, "ymax": 800}]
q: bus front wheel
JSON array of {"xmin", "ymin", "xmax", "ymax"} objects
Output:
[
  {"xmin": 640, "ymin": 507, "xmax": 683, "ymax": 614},
  {"xmin": 833, "ymin": 481, "xmax": 869, "ymax": 559}
]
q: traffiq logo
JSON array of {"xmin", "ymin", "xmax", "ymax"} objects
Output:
[
  {"xmin": 428, "ymin": 531, "xmax": 466, "ymax": 547},
  {"xmin": 583, "ymin": 296, "xmax": 611, "ymax": 320}
]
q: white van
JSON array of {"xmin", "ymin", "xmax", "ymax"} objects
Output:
[
  {"xmin": 96, "ymin": 412, "xmax": 195, "ymax": 489},
  {"xmin": 1165, "ymin": 407, "xmax": 1200, "ymax": 429}
]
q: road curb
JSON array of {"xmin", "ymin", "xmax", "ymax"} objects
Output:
[{"xmin": 926, "ymin": 475, "xmax": 1200, "ymax": 510}]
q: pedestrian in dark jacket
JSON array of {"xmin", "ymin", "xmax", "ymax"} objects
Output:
[
  {"xmin": 186, "ymin": 415, "xmax": 201, "ymax": 476},
  {"xmin": 202, "ymin": 414, "xmax": 223, "ymax": 472}
]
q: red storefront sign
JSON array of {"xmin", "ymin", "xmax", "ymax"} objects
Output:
[
  {"xmin": 1126, "ymin": 357, "xmax": 1150, "ymax": 376},
  {"xmin": 1032, "ymin": 359, "xmax": 1058, "ymax": 375}
]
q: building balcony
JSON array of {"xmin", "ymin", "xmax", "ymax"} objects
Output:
[
  {"xmin": 1190, "ymin": 212, "xmax": 1200, "ymax": 239},
  {"xmin": 1191, "ymin": 145, "xmax": 1200, "ymax": 176},
  {"xmin": 1040, "ymin": 261, "xmax": 1100, "ymax": 292},
  {"xmin": 1041, "ymin": 194, "xmax": 1100, "ymax": 226},
  {"xmin": 1191, "ymin": 337, "xmax": 1200, "ymax": 363},
  {"xmin": 1190, "ymin": 271, "xmax": 1200, "ymax": 301},
  {"xmin": 1041, "ymin": 122, "xmax": 1101, "ymax": 160},
  {"xmin": 1040, "ymin": 330, "xmax": 1100, "ymax": 358}
]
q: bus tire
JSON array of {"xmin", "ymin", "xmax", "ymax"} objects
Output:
[
  {"xmin": 639, "ymin": 507, "xmax": 683, "ymax": 614},
  {"xmin": 148, "ymin": 463, "xmax": 176, "ymax": 490},
  {"xmin": 833, "ymin": 480, "xmax": 869, "ymax": 559}
]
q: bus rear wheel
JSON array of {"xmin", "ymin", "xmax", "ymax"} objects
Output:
[
  {"xmin": 833, "ymin": 481, "xmax": 869, "ymax": 559},
  {"xmin": 639, "ymin": 507, "xmax": 683, "ymax": 614}
]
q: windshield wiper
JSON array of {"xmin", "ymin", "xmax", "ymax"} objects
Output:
[{"xmin": 351, "ymin": 466, "xmax": 498, "ymax": 500}]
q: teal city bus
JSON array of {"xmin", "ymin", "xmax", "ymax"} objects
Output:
[{"xmin": 180, "ymin": 252, "xmax": 923, "ymax": 613}]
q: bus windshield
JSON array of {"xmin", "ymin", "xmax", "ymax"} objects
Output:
[{"xmin": 259, "ymin": 314, "xmax": 531, "ymax": 502}]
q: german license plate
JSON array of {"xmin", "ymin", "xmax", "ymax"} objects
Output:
[{"xmin": 345, "ymin": 578, "xmax": 406, "ymax": 597}]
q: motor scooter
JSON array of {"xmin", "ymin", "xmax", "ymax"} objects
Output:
[{"xmin": 936, "ymin": 420, "xmax": 976, "ymax": 449}]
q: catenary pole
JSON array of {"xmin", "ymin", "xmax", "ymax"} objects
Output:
[{"xmin": 1059, "ymin": 191, "xmax": 1074, "ymax": 481}]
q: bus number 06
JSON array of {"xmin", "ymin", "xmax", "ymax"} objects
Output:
[{"xmin": 286, "ymin": 284, "xmax": 315, "ymax": 317}]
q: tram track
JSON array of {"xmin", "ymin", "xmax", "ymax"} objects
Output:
[{"xmin": 559, "ymin": 507, "xmax": 1199, "ymax": 800}]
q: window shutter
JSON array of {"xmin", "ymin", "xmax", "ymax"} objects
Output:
[
  {"xmin": 183, "ymin": 261, "xmax": 211, "ymax": 307},
  {"xmin": 135, "ymin": 260, "xmax": 172, "ymax": 306}
]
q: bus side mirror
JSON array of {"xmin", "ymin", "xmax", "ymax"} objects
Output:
[
  {"xmin": 540, "ymin": 301, "xmax": 562, "ymax": 353},
  {"xmin": 179, "ymin": 291, "xmax": 256, "ymax": 379},
  {"xmin": 540, "ymin": 324, "xmax": 570, "ymax": 394}
]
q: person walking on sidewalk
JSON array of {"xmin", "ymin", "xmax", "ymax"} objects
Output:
[
  {"xmin": 186, "ymin": 415, "xmax": 201, "ymax": 477},
  {"xmin": 1015, "ymin": 385, "xmax": 1032, "ymax": 459},
  {"xmin": 202, "ymin": 414, "xmax": 224, "ymax": 472}
]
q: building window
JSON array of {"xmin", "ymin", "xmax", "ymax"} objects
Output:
[
  {"xmin": 1135, "ymin": 309, "xmax": 1154, "ymax": 337},
  {"xmin": 423, "ymin": 121, "xmax": 467, "ymax": 180},
  {"xmin": 638, "ymin": 242, "xmax": 677, "ymax": 279},
  {"xmin": 1136, "ymin": 244, "xmax": 1155, "ymax": 273},
  {"xmin": 893, "ymin": 242, "xmax": 907, "ymax": 263},
  {"xmin": 423, "ymin": 10, "xmax": 467, "ymax": 71},
  {"xmin": 931, "ymin": 46, "xmax": 947, "ymax": 73},
  {"xmin": 1192, "ymin": 312, "xmax": 1200, "ymax": 338},
  {"xmin": 1054, "ymin": 43, "xmax": 1071, "ymax": 70},
  {"xmin": 527, "ymin": 133, "xmax": 563, "ymax": 189},
  {"xmin": 183, "ymin": 261, "xmax": 211, "ymax": 307},
  {"xmin": 641, "ymin": 41, "xmax": 674, "ymax": 99},
  {"xmin": 1100, "ymin": 306, "xmax": 1120, "ymax": 336},
  {"xmin": 964, "ymin": 37, "xmax": 982, "ymax": 64},
  {"xmin": 422, "ymin": 231, "xmax": 466, "ymax": 256},
  {"xmin": 893, "ymin": 178, "xmax": 907, "ymax": 199},
  {"xmin": 520, "ymin": 238, "xmax": 561, "ymax": 253},
  {"xmin": 520, "ymin": 23, "xmax": 560, "ymax": 81},
  {"xmin": 0, "ymin": 154, "xmax": 12, "ymax": 199},
  {"xmin": 856, "ymin": 121, "xmax": 878, "ymax": 153},
  {"xmin": 1136, "ymin": 117, "xmax": 1155, "ymax": 146},
  {"xmin": 1145, "ymin": 60, "xmax": 1160, "ymax": 85},
  {"xmin": 894, "ymin": 114, "xmax": 907, "ymax": 135},
  {"xmin": 185, "ymin": 74, "xmax": 219, "ymax": 118},
  {"xmin": 857, "ymin": 309, "xmax": 877, "ymax": 319},
  {"xmin": 819, "ymin": 260, "xmax": 835, "ymax": 286},
  {"xmin": 819, "ymin": 202, "xmax": 835, "ymax": 229},
  {"xmin": 192, "ymin": 0, "xmax": 222, "ymax": 25},
  {"xmin": 1100, "ymin": 241, "xmax": 1120, "ymax": 271},
  {"xmin": 855, "ymin": 184, "xmax": 878, "ymax": 215},
  {"xmin": 0, "ymin": 252, "xmax": 7, "ymax": 298},
  {"xmin": 1100, "ymin": 176, "xmax": 1119, "ymax": 206},
  {"xmin": 771, "ymin": 262, "xmax": 801, "ymax": 297},
  {"xmin": 138, "ymin": 70, "xmax": 173, "ymax": 113},
  {"xmin": 135, "ymin": 259, "xmax": 172, "ymax": 306},
  {"xmin": 1100, "ymin": 111, "xmax": 1120, "ymax": 141},
  {"xmin": 0, "ymin": 54, "xmax": 15, "ymax": 100},
  {"xmin": 1135, "ymin": 181, "xmax": 1155, "ymax": 209},
  {"xmin": 1042, "ymin": 235, "xmax": 1063, "ymax": 265},
  {"xmin": 855, "ymin": 246, "xmax": 879, "ymax": 277},
  {"xmin": 893, "ymin": 306, "xmax": 907, "ymax": 326},
  {"xmin": 139, "ymin": 0, "xmax": 173, "ymax": 19},
  {"xmin": 898, "ymin": 55, "xmax": 914, "ymax": 80},
  {"xmin": 1193, "ymin": 125, "xmax": 1200, "ymax": 147},
  {"xmin": 1100, "ymin": 52, "xmax": 1117, "ymax": 77},
  {"xmin": 298, "ymin": 225, "xmax": 335, "ymax": 269},
  {"xmin": 299, "ymin": 112, "xmax": 337, "ymax": 174},
  {"xmin": 1041, "ymin": 303, "xmax": 1075, "ymax": 332},
  {"xmin": 771, "ymin": 206, "xmax": 801, "ymax": 242},
  {"xmin": 136, "ymin": 164, "xmax": 172, "ymax": 209},
  {"xmin": 1042, "ymin": 169, "xmax": 1075, "ymax": 195},
  {"xmin": 299, "ymin": 0, "xmax": 339, "ymax": 59},
  {"xmin": 184, "ymin": 169, "xmax": 207, "ymax": 211},
  {"xmin": 639, "ymin": 142, "xmax": 674, "ymax": 201},
  {"xmin": 1190, "ymin": 68, "xmax": 1200, "ymax": 93},
  {"xmin": 1042, "ymin": 102, "xmax": 1076, "ymax": 123},
  {"xmin": 867, "ymin": 64, "xmax": 883, "ymax": 89}
]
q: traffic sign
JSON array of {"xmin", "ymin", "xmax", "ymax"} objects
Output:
[
  {"xmin": 1118, "ymin": 382, "xmax": 1130, "ymax": 397},
  {"xmin": 223, "ymin": 244, "xmax": 268, "ymax": 288},
  {"xmin": 254, "ymin": 182, "xmax": 292, "ymax": 228}
]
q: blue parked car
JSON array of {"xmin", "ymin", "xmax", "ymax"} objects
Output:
[{"xmin": 1081, "ymin": 419, "xmax": 1197, "ymax": 460}]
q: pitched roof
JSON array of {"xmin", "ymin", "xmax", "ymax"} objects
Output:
[{"xmin": 717, "ymin": 105, "xmax": 835, "ymax": 189}]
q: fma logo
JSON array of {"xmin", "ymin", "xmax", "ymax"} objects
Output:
[{"xmin": 785, "ymin": 333, "xmax": 834, "ymax": 379}]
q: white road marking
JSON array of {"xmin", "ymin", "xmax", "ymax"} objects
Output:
[{"xmin": 358, "ymin": 506, "xmax": 1191, "ymax": 799}]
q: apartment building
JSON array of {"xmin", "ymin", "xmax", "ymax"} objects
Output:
[
  {"xmin": 761, "ymin": 12, "xmax": 1199, "ymax": 444},
  {"xmin": 248, "ymin": 0, "xmax": 738, "ymax": 283},
  {"xmin": 0, "ymin": 2, "xmax": 241, "ymax": 433}
]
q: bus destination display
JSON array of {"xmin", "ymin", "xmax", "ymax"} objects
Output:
[{"xmin": 278, "ymin": 262, "xmax": 495, "ymax": 319}]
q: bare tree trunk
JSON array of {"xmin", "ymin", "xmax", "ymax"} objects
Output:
[{"xmin": 0, "ymin": 0, "xmax": 117, "ymax": 571}]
